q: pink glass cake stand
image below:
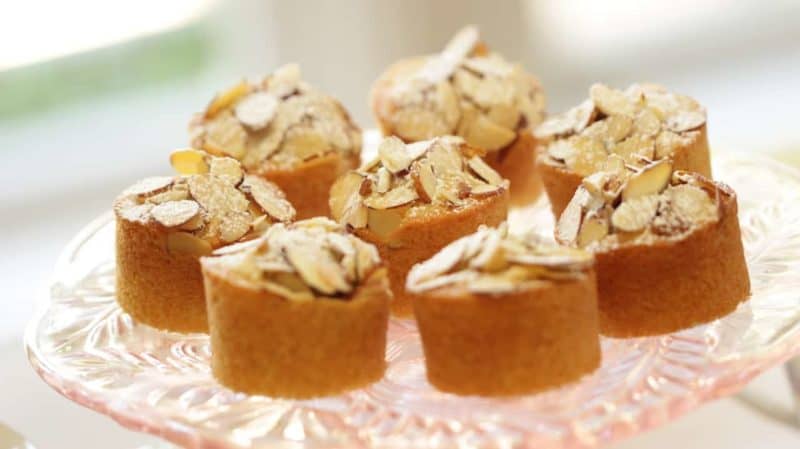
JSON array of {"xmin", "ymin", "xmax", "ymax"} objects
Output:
[{"xmin": 26, "ymin": 153, "xmax": 800, "ymax": 449}]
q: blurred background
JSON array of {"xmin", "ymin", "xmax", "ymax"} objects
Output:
[{"xmin": 1, "ymin": 0, "xmax": 799, "ymax": 447}]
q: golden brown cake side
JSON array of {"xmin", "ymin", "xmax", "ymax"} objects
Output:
[
  {"xmin": 204, "ymin": 268, "xmax": 390, "ymax": 398},
  {"xmin": 406, "ymin": 223, "xmax": 600, "ymax": 396},
  {"xmin": 356, "ymin": 190, "xmax": 508, "ymax": 316},
  {"xmin": 115, "ymin": 213, "xmax": 207, "ymax": 332},
  {"xmin": 413, "ymin": 277, "xmax": 600, "ymax": 396},
  {"xmin": 256, "ymin": 151, "xmax": 359, "ymax": 219},
  {"xmin": 595, "ymin": 185, "xmax": 749, "ymax": 337}
]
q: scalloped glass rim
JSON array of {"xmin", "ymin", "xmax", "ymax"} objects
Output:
[{"xmin": 26, "ymin": 153, "xmax": 800, "ymax": 449}]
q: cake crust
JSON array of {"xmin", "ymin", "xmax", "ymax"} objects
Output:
[{"xmin": 203, "ymin": 259, "xmax": 390, "ymax": 398}]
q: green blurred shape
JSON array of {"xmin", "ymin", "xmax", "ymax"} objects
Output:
[{"xmin": 0, "ymin": 23, "xmax": 213, "ymax": 119}]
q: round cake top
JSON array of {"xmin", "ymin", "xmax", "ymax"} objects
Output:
[
  {"xmin": 202, "ymin": 217, "xmax": 382, "ymax": 301},
  {"xmin": 406, "ymin": 222, "xmax": 593, "ymax": 295},
  {"xmin": 115, "ymin": 150, "xmax": 295, "ymax": 254},
  {"xmin": 189, "ymin": 64, "xmax": 362, "ymax": 172},
  {"xmin": 330, "ymin": 135, "xmax": 508, "ymax": 239},
  {"xmin": 535, "ymin": 83, "xmax": 707, "ymax": 176},
  {"xmin": 377, "ymin": 26, "xmax": 545, "ymax": 151},
  {"xmin": 556, "ymin": 158, "xmax": 721, "ymax": 249}
]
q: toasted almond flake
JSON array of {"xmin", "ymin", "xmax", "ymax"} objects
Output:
[
  {"xmin": 240, "ymin": 175, "xmax": 296, "ymax": 222},
  {"xmin": 209, "ymin": 157, "xmax": 244, "ymax": 185},
  {"xmin": 604, "ymin": 114, "xmax": 634, "ymax": 143},
  {"xmin": 218, "ymin": 213, "xmax": 251, "ymax": 243},
  {"xmin": 611, "ymin": 194, "xmax": 659, "ymax": 232},
  {"xmin": 363, "ymin": 183, "xmax": 418, "ymax": 209},
  {"xmin": 635, "ymin": 108, "xmax": 662, "ymax": 136},
  {"xmin": 378, "ymin": 136, "xmax": 412, "ymax": 173},
  {"xmin": 667, "ymin": 184, "xmax": 718, "ymax": 224},
  {"xmin": 461, "ymin": 113, "xmax": 517, "ymax": 151},
  {"xmin": 167, "ymin": 231, "xmax": 213, "ymax": 256},
  {"xmin": 408, "ymin": 237, "xmax": 467, "ymax": 284},
  {"xmin": 569, "ymin": 136, "xmax": 608, "ymax": 176},
  {"xmin": 622, "ymin": 159, "xmax": 673, "ymax": 200},
  {"xmin": 547, "ymin": 140, "xmax": 576, "ymax": 162},
  {"xmin": 146, "ymin": 184, "xmax": 191, "ymax": 204},
  {"xmin": 470, "ymin": 183, "xmax": 505, "ymax": 197},
  {"xmin": 467, "ymin": 156, "xmax": 504, "ymax": 185},
  {"xmin": 205, "ymin": 80, "xmax": 250, "ymax": 119},
  {"xmin": 611, "ymin": 135, "xmax": 655, "ymax": 165},
  {"xmin": 375, "ymin": 167, "xmax": 392, "ymax": 193},
  {"xmin": 213, "ymin": 237, "xmax": 262, "ymax": 256},
  {"xmin": 234, "ymin": 91, "xmax": 278, "ymax": 131},
  {"xmin": 171, "ymin": 149, "xmax": 210, "ymax": 175},
  {"xmin": 556, "ymin": 189, "xmax": 587, "ymax": 244},
  {"xmin": 151, "ymin": 200, "xmax": 201, "ymax": 228},
  {"xmin": 436, "ymin": 81, "xmax": 461, "ymax": 130},
  {"xmin": 412, "ymin": 159, "xmax": 438, "ymax": 202},
  {"xmin": 406, "ymin": 139, "xmax": 435, "ymax": 160},
  {"xmin": 590, "ymin": 83, "xmax": 637, "ymax": 117},
  {"xmin": 123, "ymin": 176, "xmax": 173, "ymax": 198},
  {"xmin": 282, "ymin": 128, "xmax": 330, "ymax": 161},
  {"xmin": 462, "ymin": 55, "xmax": 513, "ymax": 77},
  {"xmin": 666, "ymin": 110, "xmax": 706, "ymax": 132},
  {"xmin": 578, "ymin": 213, "xmax": 609, "ymax": 247},
  {"xmin": 285, "ymin": 242, "xmax": 352, "ymax": 295},
  {"xmin": 416, "ymin": 25, "xmax": 479, "ymax": 84}
]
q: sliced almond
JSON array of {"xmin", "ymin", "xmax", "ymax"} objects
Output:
[
  {"xmin": 666, "ymin": 110, "xmax": 706, "ymax": 132},
  {"xmin": 556, "ymin": 189, "xmax": 588, "ymax": 244},
  {"xmin": 547, "ymin": 140, "xmax": 576, "ymax": 162},
  {"xmin": 392, "ymin": 108, "xmax": 451, "ymax": 141},
  {"xmin": 234, "ymin": 91, "xmax": 278, "ymax": 131},
  {"xmin": 635, "ymin": 108, "xmax": 663, "ymax": 136},
  {"xmin": 241, "ymin": 175, "xmax": 296, "ymax": 222},
  {"xmin": 205, "ymin": 80, "xmax": 250, "ymax": 119},
  {"xmin": 282, "ymin": 128, "xmax": 329, "ymax": 161},
  {"xmin": 285, "ymin": 242, "xmax": 351, "ymax": 295},
  {"xmin": 375, "ymin": 167, "xmax": 392, "ymax": 193},
  {"xmin": 611, "ymin": 134, "xmax": 655, "ymax": 165},
  {"xmin": 427, "ymin": 141, "xmax": 463, "ymax": 175},
  {"xmin": 363, "ymin": 183, "xmax": 418, "ymax": 209},
  {"xmin": 622, "ymin": 159, "xmax": 673, "ymax": 200},
  {"xmin": 151, "ymin": 200, "xmax": 201, "ymax": 228},
  {"xmin": 412, "ymin": 159, "xmax": 438, "ymax": 202},
  {"xmin": 611, "ymin": 195, "xmax": 659, "ymax": 232},
  {"xmin": 487, "ymin": 103, "xmax": 521, "ymax": 130},
  {"xmin": 417, "ymin": 25, "xmax": 479, "ymax": 83},
  {"xmin": 378, "ymin": 136, "xmax": 412, "ymax": 173},
  {"xmin": 467, "ymin": 156, "xmax": 504, "ymax": 185},
  {"xmin": 209, "ymin": 157, "xmax": 244, "ymax": 185},
  {"xmin": 590, "ymin": 83, "xmax": 636, "ymax": 117},
  {"xmin": 604, "ymin": 114, "xmax": 634, "ymax": 143},
  {"xmin": 220, "ymin": 212, "xmax": 252, "ymax": 243},
  {"xmin": 461, "ymin": 113, "xmax": 517, "ymax": 151},
  {"xmin": 170, "ymin": 149, "xmax": 210, "ymax": 175},
  {"xmin": 166, "ymin": 231, "xmax": 213, "ymax": 256},
  {"xmin": 577, "ymin": 213, "xmax": 609, "ymax": 247},
  {"xmin": 568, "ymin": 136, "xmax": 607, "ymax": 176},
  {"xmin": 204, "ymin": 111, "xmax": 248, "ymax": 160},
  {"xmin": 146, "ymin": 184, "xmax": 190, "ymax": 204},
  {"xmin": 667, "ymin": 184, "xmax": 718, "ymax": 224},
  {"xmin": 435, "ymin": 81, "xmax": 461, "ymax": 130},
  {"xmin": 123, "ymin": 176, "xmax": 173, "ymax": 198}
]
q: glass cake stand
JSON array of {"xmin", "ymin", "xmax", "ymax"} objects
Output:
[{"xmin": 25, "ymin": 153, "xmax": 800, "ymax": 449}]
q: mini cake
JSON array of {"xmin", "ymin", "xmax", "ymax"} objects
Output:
[
  {"xmin": 555, "ymin": 158, "xmax": 750, "ymax": 337},
  {"xmin": 370, "ymin": 26, "xmax": 546, "ymax": 205},
  {"xmin": 114, "ymin": 149, "xmax": 295, "ymax": 332},
  {"xmin": 189, "ymin": 64, "xmax": 362, "ymax": 218},
  {"xmin": 536, "ymin": 83, "xmax": 712, "ymax": 217},
  {"xmin": 406, "ymin": 223, "xmax": 600, "ymax": 396},
  {"xmin": 329, "ymin": 135, "xmax": 509, "ymax": 317},
  {"xmin": 201, "ymin": 218, "xmax": 391, "ymax": 398}
]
